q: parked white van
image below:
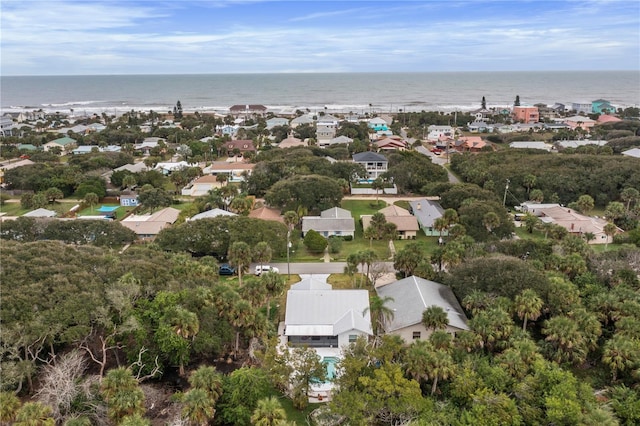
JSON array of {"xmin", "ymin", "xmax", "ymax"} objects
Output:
[{"xmin": 255, "ymin": 265, "xmax": 280, "ymax": 275}]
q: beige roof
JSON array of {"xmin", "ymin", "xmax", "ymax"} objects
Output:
[
  {"xmin": 538, "ymin": 206, "xmax": 621, "ymax": 242},
  {"xmin": 386, "ymin": 215, "xmax": 419, "ymax": 232},
  {"xmin": 379, "ymin": 205, "xmax": 411, "ymax": 217},
  {"xmin": 148, "ymin": 207, "xmax": 180, "ymax": 223},
  {"xmin": 248, "ymin": 206, "xmax": 284, "ymax": 223},
  {"xmin": 278, "ymin": 136, "xmax": 305, "ymax": 148},
  {"xmin": 192, "ymin": 175, "xmax": 219, "ymax": 184},
  {"xmin": 120, "ymin": 221, "xmax": 171, "ymax": 236}
]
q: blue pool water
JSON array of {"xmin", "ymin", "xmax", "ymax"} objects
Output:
[{"xmin": 323, "ymin": 356, "xmax": 338, "ymax": 380}]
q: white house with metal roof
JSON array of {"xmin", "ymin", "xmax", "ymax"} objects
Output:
[
  {"xmin": 408, "ymin": 199, "xmax": 447, "ymax": 236},
  {"xmin": 301, "ymin": 207, "xmax": 355, "ymax": 238},
  {"xmin": 284, "ymin": 276, "xmax": 372, "ymax": 349},
  {"xmin": 375, "ymin": 276, "xmax": 469, "ymax": 342}
]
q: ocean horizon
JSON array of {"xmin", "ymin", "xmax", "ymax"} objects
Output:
[{"xmin": 2, "ymin": 71, "xmax": 639, "ymax": 116}]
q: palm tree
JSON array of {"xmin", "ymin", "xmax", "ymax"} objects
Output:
[
  {"xmin": 228, "ymin": 241, "xmax": 252, "ymax": 286},
  {"xmin": 482, "ymin": 211, "xmax": 500, "ymax": 234},
  {"xmin": 604, "ymin": 222, "xmax": 617, "ymax": 250},
  {"xmin": 542, "ymin": 315, "xmax": 587, "ymax": 365},
  {"xmin": 405, "ymin": 339, "xmax": 432, "ymax": 384},
  {"xmin": 261, "ymin": 272, "xmax": 285, "ymax": 321},
  {"xmin": 462, "ymin": 290, "xmax": 493, "ymax": 316},
  {"xmin": 514, "ymin": 289, "xmax": 543, "ymax": 331},
  {"xmin": 13, "ymin": 402, "xmax": 54, "ymax": 426},
  {"xmin": 250, "ymin": 396, "xmax": 287, "ymax": 426},
  {"xmin": 0, "ymin": 391, "xmax": 20, "ymax": 424},
  {"xmin": 364, "ymin": 295, "xmax": 395, "ymax": 337},
  {"xmin": 170, "ymin": 307, "xmax": 200, "ymax": 376},
  {"xmin": 422, "ymin": 305, "xmax": 449, "ymax": 333},
  {"xmin": 371, "ymin": 177, "xmax": 385, "ymax": 205},
  {"xmin": 229, "ymin": 299, "xmax": 256, "ymax": 357},
  {"xmin": 253, "ymin": 242, "xmax": 273, "ymax": 274},
  {"xmin": 122, "ymin": 175, "xmax": 137, "ymax": 191},
  {"xmin": 602, "ymin": 335, "xmax": 640, "ymax": 381},
  {"xmin": 426, "ymin": 349, "xmax": 455, "ymax": 396},
  {"xmin": 181, "ymin": 388, "xmax": 215, "ymax": 426},
  {"xmin": 119, "ymin": 413, "xmax": 151, "ymax": 426},
  {"xmin": 188, "ymin": 366, "xmax": 223, "ymax": 402},
  {"xmin": 101, "ymin": 367, "xmax": 145, "ymax": 423}
]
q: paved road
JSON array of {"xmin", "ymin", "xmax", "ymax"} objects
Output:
[
  {"xmin": 250, "ymin": 262, "xmax": 395, "ymax": 275},
  {"xmin": 415, "ymin": 145, "xmax": 460, "ymax": 183}
]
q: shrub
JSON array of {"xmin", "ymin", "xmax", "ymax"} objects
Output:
[
  {"xmin": 342, "ymin": 235, "xmax": 353, "ymax": 241},
  {"xmin": 328, "ymin": 236, "xmax": 342, "ymax": 254},
  {"xmin": 304, "ymin": 229, "xmax": 328, "ymax": 253}
]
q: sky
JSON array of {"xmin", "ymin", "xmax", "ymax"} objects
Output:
[{"xmin": 1, "ymin": 0, "xmax": 639, "ymax": 75}]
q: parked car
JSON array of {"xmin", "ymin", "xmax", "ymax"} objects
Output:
[
  {"xmin": 218, "ymin": 263, "xmax": 236, "ymax": 276},
  {"xmin": 255, "ymin": 265, "xmax": 280, "ymax": 275}
]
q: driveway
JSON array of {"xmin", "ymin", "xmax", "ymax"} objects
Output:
[{"xmin": 415, "ymin": 145, "xmax": 459, "ymax": 183}]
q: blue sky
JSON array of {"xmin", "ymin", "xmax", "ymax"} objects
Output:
[{"xmin": 2, "ymin": 0, "xmax": 639, "ymax": 75}]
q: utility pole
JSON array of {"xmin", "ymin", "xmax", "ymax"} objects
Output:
[
  {"xmin": 503, "ymin": 179, "xmax": 510, "ymax": 207},
  {"xmin": 286, "ymin": 229, "xmax": 291, "ymax": 279}
]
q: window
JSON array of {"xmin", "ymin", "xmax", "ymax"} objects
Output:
[
  {"xmin": 412, "ymin": 331, "xmax": 421, "ymax": 340},
  {"xmin": 349, "ymin": 335, "xmax": 357, "ymax": 343}
]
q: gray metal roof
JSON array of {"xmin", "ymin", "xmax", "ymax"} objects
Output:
[
  {"xmin": 321, "ymin": 207, "xmax": 352, "ymax": 219},
  {"xmin": 291, "ymin": 277, "xmax": 333, "ymax": 291},
  {"xmin": 285, "ymin": 289, "xmax": 372, "ymax": 336},
  {"xmin": 408, "ymin": 199, "xmax": 444, "ymax": 228},
  {"xmin": 376, "ymin": 276, "xmax": 469, "ymax": 332},
  {"xmin": 302, "ymin": 217, "xmax": 355, "ymax": 233},
  {"xmin": 353, "ymin": 151, "xmax": 387, "ymax": 162}
]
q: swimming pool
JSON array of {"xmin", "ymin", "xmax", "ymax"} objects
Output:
[{"xmin": 323, "ymin": 356, "xmax": 338, "ymax": 380}]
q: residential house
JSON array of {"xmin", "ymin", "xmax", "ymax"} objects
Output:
[
  {"xmin": 317, "ymin": 114, "xmax": 340, "ymax": 126},
  {"xmin": 551, "ymin": 103, "xmax": 566, "ymax": 114},
  {"xmin": 363, "ymin": 205, "xmax": 419, "ymax": 240},
  {"xmin": 326, "ymin": 135, "xmax": 353, "ymax": 146},
  {"xmin": 282, "ymin": 275, "xmax": 372, "ymax": 401},
  {"xmin": 284, "ymin": 277, "xmax": 372, "ymax": 348},
  {"xmin": 301, "ymin": 207, "xmax": 355, "ymax": 238},
  {"xmin": 427, "ymin": 125, "xmax": 454, "ymax": 142},
  {"xmin": 512, "ymin": 106, "xmax": 539, "ymax": 123},
  {"xmin": 278, "ymin": 136, "xmax": 306, "ymax": 148},
  {"xmin": 467, "ymin": 121, "xmax": 494, "ymax": 133},
  {"xmin": 373, "ymin": 136, "xmax": 407, "ymax": 152},
  {"xmin": 470, "ymin": 108, "xmax": 492, "ymax": 121},
  {"xmin": 154, "ymin": 161, "xmax": 195, "ymax": 175},
  {"xmin": 456, "ymin": 136, "xmax": 487, "ymax": 152},
  {"xmin": 134, "ymin": 138, "xmax": 163, "ymax": 155},
  {"xmin": 215, "ymin": 124, "xmax": 239, "ymax": 136},
  {"xmin": 188, "ymin": 208, "xmax": 237, "ymax": 221},
  {"xmin": 352, "ymin": 151, "xmax": 388, "ymax": 180},
  {"xmin": 317, "ymin": 124, "xmax": 337, "ymax": 147},
  {"xmin": 621, "ymin": 148, "xmax": 640, "ymax": 158},
  {"xmin": 119, "ymin": 194, "xmax": 139, "ymax": 207},
  {"xmin": 409, "ymin": 199, "xmax": 447, "ymax": 236},
  {"xmin": 202, "ymin": 161, "xmax": 254, "ymax": 183},
  {"xmin": 375, "ymin": 276, "xmax": 469, "ymax": 342},
  {"xmin": 224, "ymin": 140, "xmax": 256, "ymax": 157},
  {"xmin": 72, "ymin": 145, "xmax": 101, "ymax": 155},
  {"xmin": 543, "ymin": 122, "xmax": 571, "ymax": 132},
  {"xmin": 43, "ymin": 136, "xmax": 77, "ymax": 154},
  {"xmin": 290, "ymin": 114, "xmax": 315, "ymax": 128},
  {"xmin": 563, "ymin": 115, "xmax": 596, "ymax": 131},
  {"xmin": 248, "ymin": 205, "xmax": 285, "ymax": 223},
  {"xmin": 597, "ymin": 114, "xmax": 622, "ymax": 124},
  {"xmin": 266, "ymin": 117, "xmax": 290, "ymax": 130},
  {"xmin": 120, "ymin": 207, "xmax": 180, "ymax": 240},
  {"xmin": 368, "ymin": 117, "xmax": 389, "ymax": 132},
  {"xmin": 509, "ymin": 141, "xmax": 553, "ymax": 151},
  {"xmin": 229, "ymin": 104, "xmax": 267, "ymax": 117},
  {"xmin": 113, "ymin": 162, "xmax": 148, "ymax": 174},
  {"xmin": 0, "ymin": 116, "xmax": 15, "ymax": 136},
  {"xmin": 520, "ymin": 202, "xmax": 621, "ymax": 244},
  {"xmin": 592, "ymin": 99, "xmax": 615, "ymax": 114},
  {"xmin": 181, "ymin": 175, "xmax": 219, "ymax": 197},
  {"xmin": 571, "ymin": 102, "xmax": 591, "ymax": 114}
]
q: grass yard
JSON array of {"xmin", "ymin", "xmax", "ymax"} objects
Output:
[{"xmin": 0, "ymin": 201, "xmax": 29, "ymax": 216}]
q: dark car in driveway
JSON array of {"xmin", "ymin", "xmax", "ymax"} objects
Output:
[{"xmin": 218, "ymin": 264, "xmax": 236, "ymax": 275}]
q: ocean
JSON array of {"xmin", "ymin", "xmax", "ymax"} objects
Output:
[{"xmin": 1, "ymin": 71, "xmax": 639, "ymax": 117}]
